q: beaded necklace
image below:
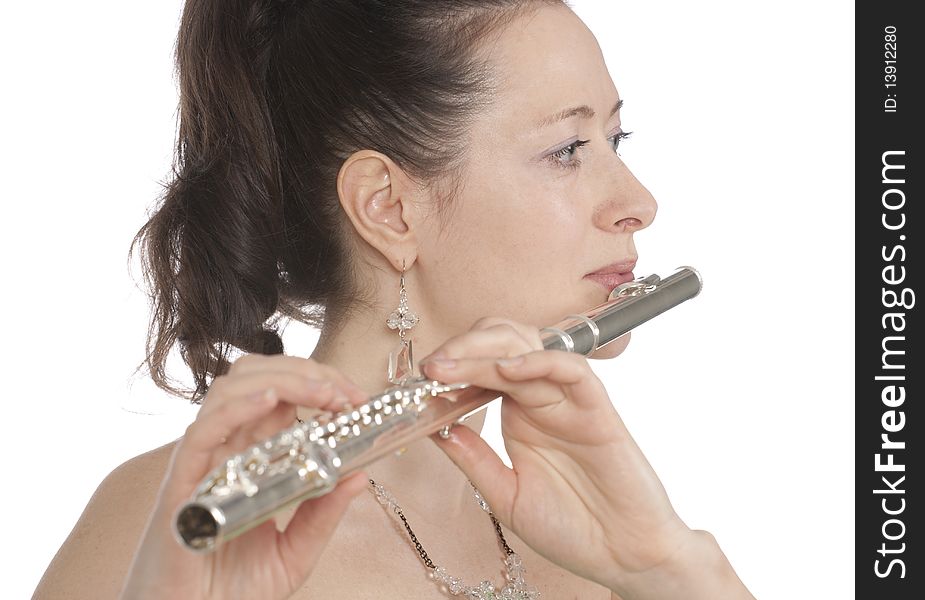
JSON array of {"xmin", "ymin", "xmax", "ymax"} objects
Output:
[{"xmin": 368, "ymin": 478, "xmax": 540, "ymax": 599}]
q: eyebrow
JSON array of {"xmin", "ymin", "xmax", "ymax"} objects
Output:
[{"xmin": 532, "ymin": 99, "xmax": 623, "ymax": 131}]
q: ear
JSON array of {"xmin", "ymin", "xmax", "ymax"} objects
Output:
[{"xmin": 336, "ymin": 150, "xmax": 420, "ymax": 272}]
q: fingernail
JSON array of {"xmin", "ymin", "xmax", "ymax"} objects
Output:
[
  {"xmin": 496, "ymin": 356, "xmax": 524, "ymax": 368},
  {"xmin": 255, "ymin": 387, "xmax": 277, "ymax": 402}
]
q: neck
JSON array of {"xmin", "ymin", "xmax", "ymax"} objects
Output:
[{"xmin": 296, "ymin": 303, "xmax": 485, "ymax": 519}]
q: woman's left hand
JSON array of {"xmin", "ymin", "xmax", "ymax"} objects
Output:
[{"xmin": 418, "ymin": 317, "xmax": 699, "ymax": 597}]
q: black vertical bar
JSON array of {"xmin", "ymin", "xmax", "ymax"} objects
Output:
[{"xmin": 856, "ymin": 2, "xmax": 920, "ymax": 597}]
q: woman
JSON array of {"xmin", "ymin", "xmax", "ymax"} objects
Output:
[{"xmin": 35, "ymin": 0, "xmax": 756, "ymax": 598}]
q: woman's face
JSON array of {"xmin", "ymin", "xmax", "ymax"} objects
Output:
[{"xmin": 415, "ymin": 4, "xmax": 656, "ymax": 354}]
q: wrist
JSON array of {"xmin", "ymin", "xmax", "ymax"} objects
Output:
[{"xmin": 608, "ymin": 530, "xmax": 755, "ymax": 600}]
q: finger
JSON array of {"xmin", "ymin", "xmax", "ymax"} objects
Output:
[
  {"xmin": 214, "ymin": 375, "xmax": 365, "ymax": 464},
  {"xmin": 470, "ymin": 317, "xmax": 544, "ymax": 350},
  {"xmin": 168, "ymin": 388, "xmax": 281, "ymax": 495},
  {"xmin": 226, "ymin": 384, "xmax": 358, "ymax": 447},
  {"xmin": 201, "ymin": 372, "xmax": 350, "ymax": 419},
  {"xmin": 493, "ymin": 350, "xmax": 610, "ymax": 409},
  {"xmin": 420, "ymin": 321, "xmax": 541, "ymax": 364},
  {"xmin": 422, "ymin": 350, "xmax": 605, "ymax": 410},
  {"xmin": 430, "ymin": 426, "xmax": 517, "ymax": 524},
  {"xmin": 421, "ymin": 355, "xmax": 558, "ymax": 410},
  {"xmin": 228, "ymin": 354, "xmax": 369, "ymax": 404},
  {"xmin": 222, "ymin": 399, "xmax": 298, "ymax": 450},
  {"xmin": 277, "ymin": 471, "xmax": 369, "ymax": 580}
]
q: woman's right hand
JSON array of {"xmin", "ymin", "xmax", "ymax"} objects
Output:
[{"xmin": 119, "ymin": 355, "xmax": 371, "ymax": 600}]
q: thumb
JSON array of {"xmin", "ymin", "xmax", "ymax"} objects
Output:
[{"xmin": 431, "ymin": 425, "xmax": 517, "ymax": 523}]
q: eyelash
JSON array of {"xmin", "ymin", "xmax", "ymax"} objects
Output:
[{"xmin": 547, "ymin": 131, "xmax": 633, "ymax": 171}]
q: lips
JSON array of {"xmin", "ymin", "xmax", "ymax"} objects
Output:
[
  {"xmin": 584, "ymin": 271, "xmax": 636, "ymax": 291},
  {"xmin": 586, "ymin": 259, "xmax": 637, "ymax": 276},
  {"xmin": 584, "ymin": 258, "xmax": 637, "ymax": 291}
]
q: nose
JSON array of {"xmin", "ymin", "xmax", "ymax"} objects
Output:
[{"xmin": 592, "ymin": 157, "xmax": 657, "ymax": 234}]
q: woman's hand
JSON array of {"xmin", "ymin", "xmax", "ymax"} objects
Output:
[
  {"xmin": 119, "ymin": 355, "xmax": 370, "ymax": 600},
  {"xmin": 420, "ymin": 318, "xmax": 754, "ymax": 600}
]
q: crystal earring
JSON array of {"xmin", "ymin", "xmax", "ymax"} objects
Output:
[{"xmin": 386, "ymin": 259, "xmax": 419, "ymax": 385}]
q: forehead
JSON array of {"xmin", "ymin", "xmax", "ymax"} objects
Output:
[{"xmin": 482, "ymin": 5, "xmax": 619, "ymax": 133}]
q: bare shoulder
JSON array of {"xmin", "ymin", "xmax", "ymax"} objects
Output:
[{"xmin": 32, "ymin": 440, "xmax": 178, "ymax": 600}]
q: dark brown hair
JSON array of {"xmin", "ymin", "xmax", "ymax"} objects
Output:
[{"xmin": 130, "ymin": 0, "xmax": 564, "ymax": 402}]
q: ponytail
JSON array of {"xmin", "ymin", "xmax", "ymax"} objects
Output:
[{"xmin": 131, "ymin": 0, "xmax": 291, "ymax": 402}]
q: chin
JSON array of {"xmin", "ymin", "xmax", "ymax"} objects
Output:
[{"xmin": 588, "ymin": 331, "xmax": 631, "ymax": 360}]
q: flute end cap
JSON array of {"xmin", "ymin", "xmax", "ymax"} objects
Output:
[{"xmin": 676, "ymin": 265, "xmax": 703, "ymax": 297}]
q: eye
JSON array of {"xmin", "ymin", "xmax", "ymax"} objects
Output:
[
  {"xmin": 548, "ymin": 139, "xmax": 590, "ymax": 170},
  {"xmin": 545, "ymin": 130, "xmax": 634, "ymax": 171},
  {"xmin": 610, "ymin": 130, "xmax": 632, "ymax": 155}
]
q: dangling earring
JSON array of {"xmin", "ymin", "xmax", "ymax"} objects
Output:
[{"xmin": 386, "ymin": 259, "xmax": 419, "ymax": 385}]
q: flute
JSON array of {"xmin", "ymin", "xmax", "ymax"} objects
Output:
[{"xmin": 174, "ymin": 266, "xmax": 702, "ymax": 552}]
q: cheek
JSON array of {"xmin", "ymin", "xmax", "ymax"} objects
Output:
[
  {"xmin": 467, "ymin": 169, "xmax": 583, "ymax": 265},
  {"xmin": 425, "ymin": 162, "xmax": 590, "ymax": 327}
]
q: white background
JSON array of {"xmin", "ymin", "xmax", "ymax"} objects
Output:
[{"xmin": 1, "ymin": 1, "xmax": 853, "ymax": 598}]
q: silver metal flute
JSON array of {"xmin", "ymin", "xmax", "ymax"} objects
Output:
[{"xmin": 174, "ymin": 266, "xmax": 702, "ymax": 552}]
